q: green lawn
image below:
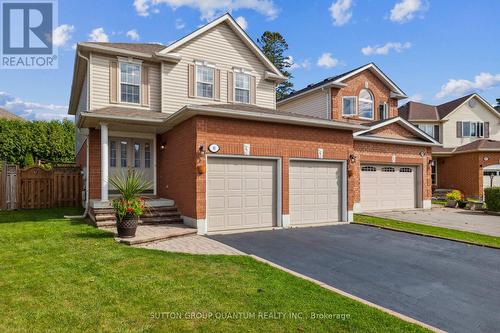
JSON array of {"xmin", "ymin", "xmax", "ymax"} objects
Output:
[
  {"xmin": 354, "ymin": 214, "xmax": 500, "ymax": 248},
  {"xmin": 0, "ymin": 208, "xmax": 428, "ymax": 333}
]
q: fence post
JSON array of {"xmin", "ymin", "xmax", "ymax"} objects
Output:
[{"xmin": 0, "ymin": 162, "xmax": 6, "ymax": 210}]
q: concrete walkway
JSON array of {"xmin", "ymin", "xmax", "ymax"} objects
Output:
[
  {"xmin": 368, "ymin": 207, "xmax": 500, "ymax": 237},
  {"xmin": 136, "ymin": 235, "xmax": 244, "ymax": 255},
  {"xmin": 99, "ymin": 224, "xmax": 197, "ymax": 245}
]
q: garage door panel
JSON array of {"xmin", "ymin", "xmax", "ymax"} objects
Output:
[
  {"xmin": 361, "ymin": 165, "xmax": 417, "ymax": 211},
  {"xmin": 207, "ymin": 158, "xmax": 277, "ymax": 232},
  {"xmin": 290, "ymin": 161, "xmax": 342, "ymax": 225}
]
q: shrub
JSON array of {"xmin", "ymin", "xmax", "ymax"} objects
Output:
[
  {"xmin": 446, "ymin": 190, "xmax": 462, "ymax": 201},
  {"xmin": 484, "ymin": 187, "xmax": 500, "ymax": 212}
]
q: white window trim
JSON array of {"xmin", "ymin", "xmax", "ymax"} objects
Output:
[
  {"xmin": 382, "ymin": 102, "xmax": 389, "ymax": 119},
  {"xmin": 118, "ymin": 61, "xmax": 142, "ymax": 105},
  {"xmin": 462, "ymin": 121, "xmax": 484, "ymax": 138},
  {"xmin": 358, "ymin": 89, "xmax": 374, "ymax": 120},
  {"xmin": 234, "ymin": 71, "xmax": 251, "ymax": 104},
  {"xmin": 432, "ymin": 160, "xmax": 438, "ymax": 186},
  {"xmin": 342, "ymin": 96, "xmax": 357, "ymax": 117},
  {"xmin": 195, "ymin": 61, "xmax": 215, "ymax": 100}
]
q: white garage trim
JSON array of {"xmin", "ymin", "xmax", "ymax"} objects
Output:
[
  {"xmin": 204, "ymin": 154, "xmax": 282, "ymax": 234},
  {"xmin": 289, "ymin": 158, "xmax": 348, "ymax": 223}
]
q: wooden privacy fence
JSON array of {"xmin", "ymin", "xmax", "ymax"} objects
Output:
[{"xmin": 0, "ymin": 163, "xmax": 82, "ymax": 210}]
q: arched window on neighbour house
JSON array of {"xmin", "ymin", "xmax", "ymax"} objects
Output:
[{"xmin": 359, "ymin": 89, "xmax": 374, "ymax": 119}]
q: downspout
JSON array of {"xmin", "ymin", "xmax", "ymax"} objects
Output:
[{"xmin": 65, "ymin": 50, "xmax": 91, "ymax": 220}]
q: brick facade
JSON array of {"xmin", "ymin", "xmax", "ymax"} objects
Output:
[
  {"xmin": 436, "ymin": 152, "xmax": 500, "ymax": 198},
  {"xmin": 331, "ymin": 70, "xmax": 399, "ymax": 123}
]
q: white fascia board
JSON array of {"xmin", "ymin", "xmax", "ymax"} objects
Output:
[
  {"xmin": 160, "ymin": 13, "xmax": 284, "ymax": 78},
  {"xmin": 79, "ymin": 112, "xmax": 165, "ymax": 124},
  {"xmin": 166, "ymin": 105, "xmax": 368, "ymax": 131},
  {"xmin": 265, "ymin": 71, "xmax": 288, "ymax": 82},
  {"xmin": 334, "ymin": 63, "xmax": 406, "ymax": 96},
  {"xmin": 277, "ymin": 82, "xmax": 347, "ymax": 106},
  {"xmin": 354, "ymin": 136, "xmax": 440, "ymax": 147},
  {"xmin": 390, "ymin": 92, "xmax": 408, "ymax": 99}
]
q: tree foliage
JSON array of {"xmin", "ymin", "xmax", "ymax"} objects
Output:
[
  {"xmin": 257, "ymin": 31, "xmax": 294, "ymax": 101},
  {"xmin": 0, "ymin": 119, "xmax": 75, "ymax": 165}
]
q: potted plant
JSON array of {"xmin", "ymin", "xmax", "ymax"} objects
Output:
[
  {"xmin": 109, "ymin": 169, "xmax": 151, "ymax": 238},
  {"xmin": 445, "ymin": 190, "xmax": 462, "ymax": 208}
]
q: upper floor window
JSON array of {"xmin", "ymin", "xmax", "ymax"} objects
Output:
[
  {"xmin": 196, "ymin": 64, "xmax": 214, "ymax": 99},
  {"xmin": 120, "ymin": 62, "xmax": 141, "ymax": 104},
  {"xmin": 417, "ymin": 124, "xmax": 435, "ymax": 137},
  {"xmin": 462, "ymin": 121, "xmax": 484, "ymax": 138},
  {"xmin": 342, "ymin": 96, "xmax": 357, "ymax": 116},
  {"xmin": 379, "ymin": 102, "xmax": 389, "ymax": 120},
  {"xmin": 235, "ymin": 72, "xmax": 250, "ymax": 104},
  {"xmin": 359, "ymin": 89, "xmax": 374, "ymax": 119}
]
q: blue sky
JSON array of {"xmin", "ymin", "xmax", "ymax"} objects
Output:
[{"xmin": 0, "ymin": 0, "xmax": 499, "ymax": 120}]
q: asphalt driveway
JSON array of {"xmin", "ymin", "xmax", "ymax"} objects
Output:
[{"xmin": 210, "ymin": 225, "xmax": 500, "ymax": 333}]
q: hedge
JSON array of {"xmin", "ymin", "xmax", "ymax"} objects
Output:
[
  {"xmin": 484, "ymin": 187, "xmax": 500, "ymax": 212},
  {"xmin": 0, "ymin": 119, "xmax": 75, "ymax": 166}
]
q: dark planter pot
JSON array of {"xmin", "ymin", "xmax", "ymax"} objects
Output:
[
  {"xmin": 116, "ymin": 214, "xmax": 138, "ymax": 238},
  {"xmin": 446, "ymin": 199, "xmax": 457, "ymax": 208},
  {"xmin": 457, "ymin": 200, "xmax": 467, "ymax": 209}
]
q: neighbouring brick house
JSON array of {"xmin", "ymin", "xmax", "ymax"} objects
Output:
[
  {"xmin": 69, "ymin": 14, "xmax": 438, "ymax": 234},
  {"xmin": 399, "ymin": 93, "xmax": 500, "ymax": 199},
  {"xmin": 278, "ymin": 63, "xmax": 438, "ymax": 213}
]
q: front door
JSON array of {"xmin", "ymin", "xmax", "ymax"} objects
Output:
[{"xmin": 109, "ymin": 137, "xmax": 154, "ymax": 195}]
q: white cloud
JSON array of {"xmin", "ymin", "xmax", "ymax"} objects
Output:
[
  {"xmin": 286, "ymin": 56, "xmax": 310, "ymax": 70},
  {"xmin": 0, "ymin": 91, "xmax": 70, "ymax": 121},
  {"xmin": 89, "ymin": 27, "xmax": 109, "ymax": 42},
  {"xmin": 175, "ymin": 18, "xmax": 186, "ymax": 29},
  {"xmin": 134, "ymin": 0, "xmax": 150, "ymax": 17},
  {"xmin": 235, "ymin": 16, "xmax": 248, "ymax": 30},
  {"xmin": 409, "ymin": 93, "xmax": 423, "ymax": 102},
  {"xmin": 361, "ymin": 42, "xmax": 411, "ymax": 56},
  {"xmin": 126, "ymin": 29, "xmax": 140, "ymax": 41},
  {"xmin": 329, "ymin": 0, "xmax": 353, "ymax": 26},
  {"xmin": 317, "ymin": 53, "xmax": 339, "ymax": 68},
  {"xmin": 133, "ymin": 0, "xmax": 279, "ymax": 21},
  {"xmin": 389, "ymin": 0, "xmax": 427, "ymax": 23},
  {"xmin": 436, "ymin": 72, "xmax": 500, "ymax": 99},
  {"xmin": 52, "ymin": 24, "xmax": 75, "ymax": 47}
]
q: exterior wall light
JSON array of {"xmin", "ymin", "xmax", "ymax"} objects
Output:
[
  {"xmin": 160, "ymin": 142, "xmax": 167, "ymax": 150},
  {"xmin": 199, "ymin": 145, "xmax": 205, "ymax": 156},
  {"xmin": 349, "ymin": 154, "xmax": 357, "ymax": 164}
]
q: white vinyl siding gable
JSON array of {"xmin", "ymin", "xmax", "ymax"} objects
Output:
[
  {"xmin": 442, "ymin": 98, "xmax": 500, "ymax": 148},
  {"xmin": 161, "ymin": 22, "xmax": 275, "ymax": 114},
  {"xmin": 277, "ymin": 89, "xmax": 330, "ymax": 119},
  {"xmin": 89, "ymin": 53, "xmax": 161, "ymax": 112}
]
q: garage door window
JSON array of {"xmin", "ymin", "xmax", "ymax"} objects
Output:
[
  {"xmin": 362, "ymin": 166, "xmax": 376, "ymax": 172},
  {"xmin": 381, "ymin": 167, "xmax": 395, "ymax": 172},
  {"xmin": 399, "ymin": 167, "xmax": 413, "ymax": 173}
]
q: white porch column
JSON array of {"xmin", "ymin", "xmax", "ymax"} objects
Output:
[{"xmin": 100, "ymin": 123, "xmax": 109, "ymax": 202}]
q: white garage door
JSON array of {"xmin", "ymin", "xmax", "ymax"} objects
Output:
[
  {"xmin": 290, "ymin": 160, "xmax": 343, "ymax": 225},
  {"xmin": 206, "ymin": 157, "xmax": 277, "ymax": 232},
  {"xmin": 361, "ymin": 165, "xmax": 417, "ymax": 211}
]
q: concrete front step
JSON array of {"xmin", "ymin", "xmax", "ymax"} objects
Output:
[{"xmin": 99, "ymin": 224, "xmax": 197, "ymax": 245}]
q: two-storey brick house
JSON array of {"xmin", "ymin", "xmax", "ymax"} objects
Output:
[
  {"xmin": 398, "ymin": 93, "xmax": 500, "ymax": 198},
  {"xmin": 69, "ymin": 14, "xmax": 438, "ymax": 234},
  {"xmin": 278, "ymin": 63, "xmax": 439, "ymax": 213}
]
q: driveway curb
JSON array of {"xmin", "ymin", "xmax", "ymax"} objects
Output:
[
  {"xmin": 353, "ymin": 222, "xmax": 500, "ymax": 250},
  {"xmin": 250, "ymin": 254, "xmax": 446, "ymax": 333}
]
